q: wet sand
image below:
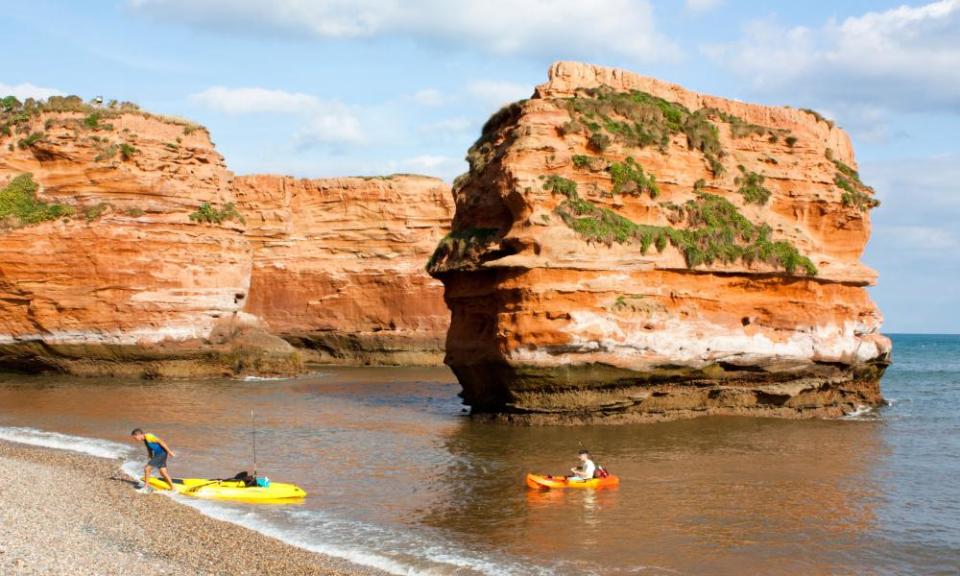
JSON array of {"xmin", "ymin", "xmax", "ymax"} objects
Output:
[{"xmin": 0, "ymin": 440, "xmax": 380, "ymax": 576}]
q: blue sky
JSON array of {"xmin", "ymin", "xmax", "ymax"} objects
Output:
[{"xmin": 2, "ymin": 0, "xmax": 958, "ymax": 333}]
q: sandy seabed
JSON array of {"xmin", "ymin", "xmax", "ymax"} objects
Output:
[{"xmin": 0, "ymin": 440, "xmax": 382, "ymax": 576}]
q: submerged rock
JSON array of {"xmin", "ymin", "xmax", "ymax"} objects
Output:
[{"xmin": 428, "ymin": 61, "xmax": 891, "ymax": 423}]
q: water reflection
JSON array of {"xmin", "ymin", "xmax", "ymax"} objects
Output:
[
  {"xmin": 0, "ymin": 370, "xmax": 891, "ymax": 575},
  {"xmin": 426, "ymin": 416, "xmax": 887, "ymax": 575}
]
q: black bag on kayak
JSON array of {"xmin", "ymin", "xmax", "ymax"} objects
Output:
[{"xmin": 231, "ymin": 471, "xmax": 258, "ymax": 487}]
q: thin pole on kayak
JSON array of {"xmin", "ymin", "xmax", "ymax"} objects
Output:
[{"xmin": 251, "ymin": 409, "xmax": 258, "ymax": 478}]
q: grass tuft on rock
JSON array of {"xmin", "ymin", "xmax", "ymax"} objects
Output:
[{"xmin": 189, "ymin": 202, "xmax": 245, "ymax": 225}]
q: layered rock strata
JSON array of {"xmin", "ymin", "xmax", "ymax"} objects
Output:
[
  {"xmin": 428, "ymin": 62, "xmax": 891, "ymax": 423},
  {"xmin": 234, "ymin": 175, "xmax": 453, "ymax": 365},
  {"xmin": 0, "ymin": 100, "xmax": 298, "ymax": 377}
]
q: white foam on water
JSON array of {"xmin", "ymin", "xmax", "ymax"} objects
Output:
[
  {"xmin": 2, "ymin": 425, "xmax": 553, "ymax": 576},
  {"xmin": 0, "ymin": 426, "xmax": 133, "ymax": 459},
  {"xmin": 281, "ymin": 508, "xmax": 554, "ymax": 576},
  {"xmin": 241, "ymin": 375, "xmax": 289, "ymax": 382},
  {"xmin": 843, "ymin": 404, "xmax": 876, "ymax": 420},
  {"xmin": 171, "ymin": 499, "xmax": 440, "ymax": 575}
]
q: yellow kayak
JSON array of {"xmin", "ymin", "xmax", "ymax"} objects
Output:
[{"xmin": 147, "ymin": 477, "xmax": 307, "ymax": 503}]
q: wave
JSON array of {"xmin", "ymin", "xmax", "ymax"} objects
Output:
[
  {"xmin": 0, "ymin": 426, "xmax": 132, "ymax": 459},
  {"xmin": 842, "ymin": 404, "xmax": 877, "ymax": 420},
  {"xmin": 2, "ymin": 425, "xmax": 552, "ymax": 576}
]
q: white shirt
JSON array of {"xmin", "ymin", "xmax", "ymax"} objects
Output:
[{"xmin": 574, "ymin": 459, "xmax": 596, "ymax": 480}]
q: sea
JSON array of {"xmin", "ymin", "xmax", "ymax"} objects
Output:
[{"xmin": 0, "ymin": 333, "xmax": 957, "ymax": 575}]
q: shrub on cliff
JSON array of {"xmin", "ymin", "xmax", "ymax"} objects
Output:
[
  {"xmin": 189, "ymin": 202, "xmax": 245, "ymax": 225},
  {"xmin": 608, "ymin": 157, "xmax": 659, "ymax": 198},
  {"xmin": 832, "ymin": 158, "xmax": 879, "ymax": 212},
  {"xmin": 547, "ymin": 175, "xmax": 816, "ymax": 276},
  {"xmin": 735, "ymin": 167, "xmax": 771, "ymax": 205},
  {"xmin": 16, "ymin": 131, "xmax": 44, "ymax": 149},
  {"xmin": 427, "ymin": 227, "xmax": 500, "ymax": 272},
  {"xmin": 1, "ymin": 96, "xmax": 21, "ymax": 112},
  {"xmin": 0, "ymin": 174, "xmax": 73, "ymax": 228},
  {"xmin": 466, "ymin": 101, "xmax": 525, "ymax": 174},
  {"xmin": 119, "ymin": 143, "xmax": 137, "ymax": 160},
  {"xmin": 799, "ymin": 108, "xmax": 835, "ymax": 128}
]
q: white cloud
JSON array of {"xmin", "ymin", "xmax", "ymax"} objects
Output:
[
  {"xmin": 467, "ymin": 80, "xmax": 532, "ymax": 110},
  {"xmin": 419, "ymin": 117, "xmax": 474, "ymax": 135},
  {"xmin": 705, "ymin": 0, "xmax": 960, "ymax": 112},
  {"xmin": 412, "ymin": 88, "xmax": 445, "ymax": 107},
  {"xmin": 861, "ymin": 153, "xmax": 960, "ymax": 262},
  {"xmin": 0, "ymin": 82, "xmax": 64, "ymax": 101},
  {"xmin": 685, "ymin": 0, "xmax": 723, "ymax": 14},
  {"xmin": 190, "ymin": 86, "xmax": 319, "ymax": 114},
  {"xmin": 130, "ymin": 0, "xmax": 680, "ymax": 62},
  {"xmin": 191, "ymin": 86, "xmax": 363, "ymax": 144},
  {"xmin": 294, "ymin": 102, "xmax": 364, "ymax": 145},
  {"xmin": 403, "ymin": 154, "xmax": 454, "ymax": 170}
]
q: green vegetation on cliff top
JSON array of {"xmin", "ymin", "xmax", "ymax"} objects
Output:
[
  {"xmin": 0, "ymin": 94, "xmax": 204, "ymax": 139},
  {"xmin": 561, "ymin": 87, "xmax": 796, "ymax": 177}
]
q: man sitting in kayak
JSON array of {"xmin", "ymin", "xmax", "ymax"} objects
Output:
[
  {"xmin": 568, "ymin": 449, "xmax": 596, "ymax": 482},
  {"xmin": 131, "ymin": 428, "xmax": 176, "ymax": 493}
]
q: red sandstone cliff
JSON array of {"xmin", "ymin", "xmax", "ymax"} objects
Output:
[
  {"xmin": 428, "ymin": 62, "xmax": 891, "ymax": 422},
  {"xmin": 0, "ymin": 98, "xmax": 297, "ymax": 377},
  {"xmin": 234, "ymin": 174, "xmax": 453, "ymax": 365}
]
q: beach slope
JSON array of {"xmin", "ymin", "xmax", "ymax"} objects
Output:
[{"xmin": 0, "ymin": 440, "xmax": 377, "ymax": 576}]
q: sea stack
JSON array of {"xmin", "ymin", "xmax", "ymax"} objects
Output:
[{"xmin": 428, "ymin": 61, "xmax": 891, "ymax": 423}]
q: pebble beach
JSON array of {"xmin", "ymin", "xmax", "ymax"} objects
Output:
[{"xmin": 0, "ymin": 440, "xmax": 379, "ymax": 576}]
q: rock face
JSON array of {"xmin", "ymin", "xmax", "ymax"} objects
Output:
[
  {"xmin": 0, "ymin": 101, "xmax": 298, "ymax": 377},
  {"xmin": 234, "ymin": 175, "xmax": 453, "ymax": 365},
  {"xmin": 428, "ymin": 62, "xmax": 891, "ymax": 423}
]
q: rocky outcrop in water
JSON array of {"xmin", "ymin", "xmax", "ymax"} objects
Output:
[
  {"xmin": 428, "ymin": 62, "xmax": 891, "ymax": 423},
  {"xmin": 234, "ymin": 174, "xmax": 452, "ymax": 365}
]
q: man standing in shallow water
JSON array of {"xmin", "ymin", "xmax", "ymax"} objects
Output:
[{"xmin": 130, "ymin": 428, "xmax": 176, "ymax": 492}]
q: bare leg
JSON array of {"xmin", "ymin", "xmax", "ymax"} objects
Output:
[
  {"xmin": 158, "ymin": 466, "xmax": 174, "ymax": 490},
  {"xmin": 143, "ymin": 465, "xmax": 152, "ymax": 488}
]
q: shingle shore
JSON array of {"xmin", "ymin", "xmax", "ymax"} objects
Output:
[{"xmin": 0, "ymin": 440, "xmax": 381, "ymax": 576}]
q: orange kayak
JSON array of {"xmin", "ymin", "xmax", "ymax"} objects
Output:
[{"xmin": 525, "ymin": 473, "xmax": 620, "ymax": 490}]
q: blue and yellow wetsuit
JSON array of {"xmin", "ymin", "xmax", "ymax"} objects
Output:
[{"xmin": 143, "ymin": 433, "xmax": 168, "ymax": 467}]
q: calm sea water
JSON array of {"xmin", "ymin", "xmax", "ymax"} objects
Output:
[{"xmin": 0, "ymin": 334, "xmax": 958, "ymax": 575}]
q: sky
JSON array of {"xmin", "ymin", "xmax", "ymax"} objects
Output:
[{"xmin": 2, "ymin": 0, "xmax": 958, "ymax": 334}]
